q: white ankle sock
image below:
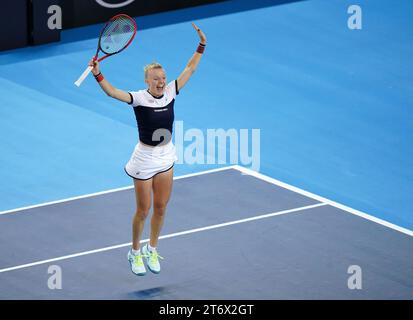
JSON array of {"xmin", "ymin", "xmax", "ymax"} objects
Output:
[
  {"xmin": 148, "ymin": 244, "xmax": 157, "ymax": 252},
  {"xmin": 131, "ymin": 248, "xmax": 140, "ymax": 255}
]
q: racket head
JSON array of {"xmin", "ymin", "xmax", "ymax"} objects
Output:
[{"xmin": 98, "ymin": 14, "xmax": 137, "ymax": 58}]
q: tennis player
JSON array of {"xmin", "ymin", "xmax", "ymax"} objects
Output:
[{"xmin": 88, "ymin": 23, "xmax": 206, "ymax": 276}]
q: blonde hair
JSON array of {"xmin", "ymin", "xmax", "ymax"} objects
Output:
[{"xmin": 144, "ymin": 62, "xmax": 163, "ymax": 79}]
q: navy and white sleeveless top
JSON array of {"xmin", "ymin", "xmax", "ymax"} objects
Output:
[{"xmin": 128, "ymin": 80, "xmax": 179, "ymax": 146}]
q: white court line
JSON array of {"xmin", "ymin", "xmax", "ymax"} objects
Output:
[
  {"xmin": 232, "ymin": 165, "xmax": 413, "ymax": 237},
  {"xmin": 2, "ymin": 165, "xmax": 412, "ymax": 237},
  {"xmin": 0, "ymin": 203, "xmax": 326, "ymax": 274},
  {"xmin": 0, "ymin": 166, "xmax": 238, "ymax": 215}
]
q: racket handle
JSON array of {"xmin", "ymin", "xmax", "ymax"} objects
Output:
[{"xmin": 74, "ymin": 66, "xmax": 93, "ymax": 87}]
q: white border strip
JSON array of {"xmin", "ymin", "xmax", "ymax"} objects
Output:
[
  {"xmin": 232, "ymin": 165, "xmax": 413, "ymax": 237},
  {"xmin": 0, "ymin": 166, "xmax": 237, "ymax": 216},
  {"xmin": 1, "ymin": 165, "xmax": 412, "ymax": 237},
  {"xmin": 0, "ymin": 203, "xmax": 325, "ymax": 273}
]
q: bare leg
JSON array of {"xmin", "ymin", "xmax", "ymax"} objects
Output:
[
  {"xmin": 150, "ymin": 167, "xmax": 174, "ymax": 248},
  {"xmin": 132, "ymin": 178, "xmax": 153, "ymax": 251}
]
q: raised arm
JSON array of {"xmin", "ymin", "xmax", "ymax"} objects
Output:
[
  {"xmin": 89, "ymin": 59, "xmax": 131, "ymax": 103},
  {"xmin": 177, "ymin": 23, "xmax": 207, "ymax": 92}
]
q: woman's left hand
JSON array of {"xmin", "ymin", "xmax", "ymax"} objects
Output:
[{"xmin": 192, "ymin": 22, "xmax": 206, "ymax": 45}]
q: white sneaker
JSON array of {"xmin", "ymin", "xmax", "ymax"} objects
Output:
[
  {"xmin": 127, "ymin": 249, "xmax": 146, "ymax": 276},
  {"xmin": 142, "ymin": 244, "xmax": 163, "ymax": 274}
]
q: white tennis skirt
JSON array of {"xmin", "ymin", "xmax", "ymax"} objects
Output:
[{"xmin": 124, "ymin": 141, "xmax": 177, "ymax": 180}]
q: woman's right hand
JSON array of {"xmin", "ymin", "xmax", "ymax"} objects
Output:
[{"xmin": 88, "ymin": 58, "xmax": 100, "ymax": 75}]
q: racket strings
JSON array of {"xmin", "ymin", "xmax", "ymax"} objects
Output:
[{"xmin": 100, "ymin": 16, "xmax": 135, "ymax": 54}]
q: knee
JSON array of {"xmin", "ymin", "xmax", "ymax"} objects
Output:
[
  {"xmin": 153, "ymin": 202, "xmax": 167, "ymax": 216},
  {"xmin": 135, "ymin": 205, "xmax": 151, "ymax": 220}
]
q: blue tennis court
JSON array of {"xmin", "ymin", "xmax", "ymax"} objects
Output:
[
  {"xmin": 1, "ymin": 166, "xmax": 412, "ymax": 299},
  {"xmin": 1, "ymin": 0, "xmax": 412, "ymax": 300}
]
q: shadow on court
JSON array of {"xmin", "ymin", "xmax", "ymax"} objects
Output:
[{"xmin": 1, "ymin": 168, "xmax": 412, "ymax": 299}]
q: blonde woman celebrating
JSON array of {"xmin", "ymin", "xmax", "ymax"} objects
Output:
[{"xmin": 89, "ymin": 22, "xmax": 206, "ymax": 276}]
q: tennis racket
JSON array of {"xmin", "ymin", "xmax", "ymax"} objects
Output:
[{"xmin": 74, "ymin": 14, "xmax": 137, "ymax": 87}]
